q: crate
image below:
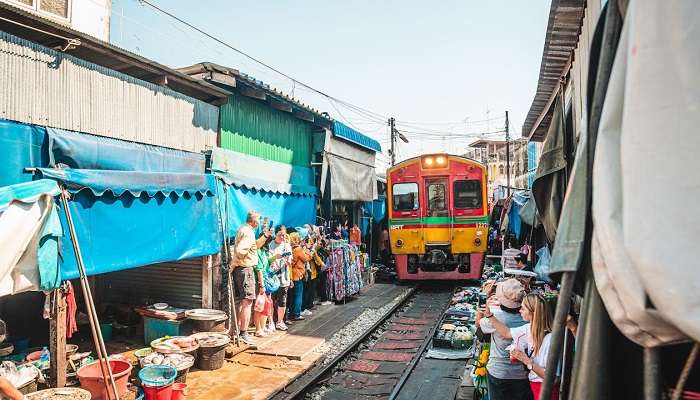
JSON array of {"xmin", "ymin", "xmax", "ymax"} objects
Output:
[{"xmin": 143, "ymin": 317, "xmax": 191, "ymax": 345}]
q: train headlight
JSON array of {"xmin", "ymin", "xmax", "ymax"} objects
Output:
[
  {"xmin": 436, "ymin": 156, "xmax": 446, "ymax": 165},
  {"xmin": 474, "ymin": 237, "xmax": 482, "ymax": 246},
  {"xmin": 396, "ymin": 239, "xmax": 404, "ymax": 248},
  {"xmin": 424, "ymin": 157, "xmax": 434, "ymax": 166}
]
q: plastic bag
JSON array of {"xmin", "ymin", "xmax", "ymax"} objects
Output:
[
  {"xmin": 254, "ymin": 294, "xmax": 266, "ymax": 313},
  {"xmin": 264, "ymin": 272, "xmax": 280, "ymax": 294},
  {"xmin": 263, "ymin": 295, "xmax": 273, "ymax": 316},
  {"xmin": 534, "ymin": 246, "xmax": 553, "ymax": 283}
]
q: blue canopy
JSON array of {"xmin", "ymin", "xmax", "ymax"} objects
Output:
[
  {"xmin": 38, "ymin": 169, "xmax": 220, "ymax": 280},
  {"xmin": 217, "ymin": 180, "xmax": 316, "ymax": 238},
  {"xmin": 0, "ymin": 118, "xmax": 222, "ymax": 279},
  {"xmin": 332, "ymin": 121, "xmax": 382, "ymax": 153}
]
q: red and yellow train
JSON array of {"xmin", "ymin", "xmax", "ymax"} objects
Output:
[{"xmin": 386, "ymin": 154, "xmax": 488, "ymax": 280}]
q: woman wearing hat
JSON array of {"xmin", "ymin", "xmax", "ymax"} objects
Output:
[
  {"xmin": 477, "ymin": 278, "xmax": 532, "ymax": 400},
  {"xmin": 481, "ymin": 292, "xmax": 557, "ymax": 400}
]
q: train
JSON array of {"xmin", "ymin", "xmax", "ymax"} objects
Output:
[{"xmin": 386, "ymin": 154, "xmax": 488, "ymax": 280}]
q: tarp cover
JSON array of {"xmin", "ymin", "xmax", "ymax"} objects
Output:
[
  {"xmin": 325, "ymin": 135, "xmax": 377, "ymax": 201},
  {"xmin": 211, "ymin": 147, "xmax": 316, "ymax": 196},
  {"xmin": 0, "ymin": 119, "xmax": 47, "ymax": 187},
  {"xmin": 51, "ymin": 171, "xmax": 221, "ymax": 280},
  {"xmin": 592, "ymin": 0, "xmax": 698, "ymax": 345},
  {"xmin": 48, "ymin": 128, "xmax": 205, "ymax": 173},
  {"xmin": 0, "ymin": 180, "xmax": 62, "ymax": 296},
  {"xmin": 361, "ymin": 195, "xmax": 386, "ymax": 235},
  {"xmin": 217, "ymin": 180, "xmax": 316, "ymax": 237}
]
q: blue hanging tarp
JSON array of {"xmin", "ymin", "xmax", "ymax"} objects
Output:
[
  {"xmin": 38, "ymin": 169, "xmax": 221, "ymax": 280},
  {"xmin": 508, "ymin": 190, "xmax": 530, "ymax": 240},
  {"xmin": 0, "ymin": 119, "xmax": 48, "ymax": 187},
  {"xmin": 360, "ymin": 196, "xmax": 386, "ymax": 235},
  {"xmin": 47, "ymin": 127, "xmax": 205, "ymax": 173},
  {"xmin": 217, "ymin": 180, "xmax": 315, "ymax": 237}
]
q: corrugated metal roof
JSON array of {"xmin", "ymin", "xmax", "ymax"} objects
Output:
[
  {"xmin": 332, "ymin": 121, "xmax": 382, "ymax": 153},
  {"xmin": 522, "ymin": 0, "xmax": 585, "ymax": 141},
  {"xmin": 178, "ymin": 62, "xmax": 332, "ymax": 129},
  {"xmin": 0, "ymin": 2, "xmax": 230, "ymax": 105},
  {"xmin": 0, "ymin": 31, "xmax": 219, "ymax": 153}
]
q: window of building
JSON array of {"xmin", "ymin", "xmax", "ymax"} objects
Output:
[
  {"xmin": 427, "ymin": 182, "xmax": 447, "ymax": 212},
  {"xmin": 9, "ymin": 0, "xmax": 70, "ymax": 19},
  {"xmin": 454, "ymin": 180, "xmax": 483, "ymax": 209},
  {"xmin": 392, "ymin": 182, "xmax": 419, "ymax": 212},
  {"xmin": 499, "ymin": 165, "xmax": 504, "ymax": 175}
]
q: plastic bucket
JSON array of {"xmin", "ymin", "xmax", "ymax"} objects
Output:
[
  {"xmin": 77, "ymin": 359, "xmax": 131, "ymax": 400},
  {"xmin": 143, "ymin": 384, "xmax": 173, "ymax": 400},
  {"xmin": 100, "ymin": 323, "xmax": 113, "ymax": 342},
  {"xmin": 172, "ymin": 383, "xmax": 187, "ymax": 400}
]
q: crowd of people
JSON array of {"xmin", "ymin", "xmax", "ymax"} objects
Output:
[
  {"xmin": 229, "ymin": 210, "xmax": 364, "ymax": 346},
  {"xmin": 475, "ymin": 276, "xmax": 577, "ymax": 400}
]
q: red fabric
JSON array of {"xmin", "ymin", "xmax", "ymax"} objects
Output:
[
  {"xmin": 530, "ymin": 381, "xmax": 560, "ymax": 400},
  {"xmin": 65, "ymin": 282, "xmax": 78, "ymax": 338},
  {"xmin": 349, "ymin": 227, "xmax": 362, "ymax": 245}
]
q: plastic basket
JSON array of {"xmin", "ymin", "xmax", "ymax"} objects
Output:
[{"xmin": 138, "ymin": 365, "xmax": 177, "ymax": 388}]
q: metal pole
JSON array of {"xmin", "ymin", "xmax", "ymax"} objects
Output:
[
  {"xmin": 539, "ymin": 271, "xmax": 575, "ymax": 400},
  {"xmin": 389, "ymin": 117, "xmax": 396, "ymax": 166},
  {"xmin": 644, "ymin": 346, "xmax": 661, "ymax": 400},
  {"xmin": 505, "ymin": 111, "xmax": 510, "ymax": 198},
  {"xmin": 59, "ymin": 189, "xmax": 119, "ymax": 400}
]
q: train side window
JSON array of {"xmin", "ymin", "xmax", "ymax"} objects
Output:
[
  {"xmin": 392, "ymin": 183, "xmax": 419, "ymax": 211},
  {"xmin": 454, "ymin": 180, "xmax": 482, "ymax": 209}
]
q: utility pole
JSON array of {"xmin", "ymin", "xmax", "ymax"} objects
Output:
[
  {"xmin": 505, "ymin": 111, "xmax": 511, "ymax": 197},
  {"xmin": 389, "ymin": 117, "xmax": 396, "ymax": 166}
]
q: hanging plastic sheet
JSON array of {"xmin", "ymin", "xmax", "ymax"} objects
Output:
[
  {"xmin": 591, "ymin": 0, "xmax": 698, "ymax": 345},
  {"xmin": 217, "ymin": 180, "xmax": 316, "ymax": 237},
  {"xmin": 0, "ymin": 179, "xmax": 62, "ymax": 295},
  {"xmin": 360, "ymin": 196, "xmax": 386, "ymax": 235},
  {"xmin": 38, "ymin": 168, "xmax": 221, "ymax": 280},
  {"xmin": 0, "ymin": 119, "xmax": 48, "ymax": 187},
  {"xmin": 508, "ymin": 191, "xmax": 530, "ymax": 239},
  {"xmin": 47, "ymin": 127, "xmax": 205, "ymax": 173}
]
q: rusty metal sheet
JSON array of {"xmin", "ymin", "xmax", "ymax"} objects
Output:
[
  {"xmin": 360, "ymin": 351, "xmax": 413, "ymax": 363},
  {"xmin": 395, "ymin": 318, "xmax": 430, "ymax": 325},
  {"xmin": 388, "ymin": 323, "xmax": 427, "ymax": 332},
  {"xmin": 383, "ymin": 332, "xmax": 426, "ymax": 341},
  {"xmin": 374, "ymin": 341, "xmax": 421, "ymax": 350}
]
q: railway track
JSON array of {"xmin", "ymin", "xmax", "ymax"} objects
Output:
[{"xmin": 274, "ymin": 283, "xmax": 464, "ymax": 400}]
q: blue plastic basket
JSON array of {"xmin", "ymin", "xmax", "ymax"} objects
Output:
[{"xmin": 138, "ymin": 365, "xmax": 177, "ymax": 388}]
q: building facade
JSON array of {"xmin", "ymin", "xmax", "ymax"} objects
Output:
[
  {"xmin": 463, "ymin": 137, "xmax": 528, "ymax": 198},
  {"xmin": 1, "ymin": 0, "xmax": 110, "ymax": 41}
]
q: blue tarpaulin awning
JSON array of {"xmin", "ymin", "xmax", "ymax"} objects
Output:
[
  {"xmin": 210, "ymin": 148, "xmax": 317, "ymax": 235},
  {"xmin": 332, "ymin": 121, "xmax": 382, "ymax": 153}
]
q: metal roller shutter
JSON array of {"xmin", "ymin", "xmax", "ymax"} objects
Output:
[{"xmin": 100, "ymin": 258, "xmax": 203, "ymax": 309}]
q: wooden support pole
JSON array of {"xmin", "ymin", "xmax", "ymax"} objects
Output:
[
  {"xmin": 202, "ymin": 255, "xmax": 213, "ymax": 308},
  {"xmin": 49, "ymin": 289, "xmax": 67, "ymax": 388}
]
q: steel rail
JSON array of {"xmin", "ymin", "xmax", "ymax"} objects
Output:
[
  {"xmin": 280, "ymin": 285, "xmax": 417, "ymax": 400},
  {"xmin": 387, "ymin": 288, "xmax": 455, "ymax": 400}
]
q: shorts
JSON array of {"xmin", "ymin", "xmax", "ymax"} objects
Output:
[
  {"xmin": 274, "ymin": 286, "xmax": 289, "ymax": 308},
  {"xmin": 233, "ymin": 266, "xmax": 256, "ymax": 300}
]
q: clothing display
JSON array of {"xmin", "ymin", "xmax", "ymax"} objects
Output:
[{"xmin": 323, "ymin": 240, "xmax": 365, "ymax": 302}]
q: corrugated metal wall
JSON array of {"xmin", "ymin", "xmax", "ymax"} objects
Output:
[
  {"xmin": 99, "ymin": 258, "xmax": 203, "ymax": 309},
  {"xmin": 220, "ymin": 92, "xmax": 311, "ymax": 166},
  {"xmin": 0, "ymin": 31, "xmax": 219, "ymax": 153}
]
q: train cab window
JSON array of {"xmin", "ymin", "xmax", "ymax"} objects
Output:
[
  {"xmin": 427, "ymin": 180, "xmax": 449, "ymax": 217},
  {"xmin": 454, "ymin": 180, "xmax": 483, "ymax": 209},
  {"xmin": 392, "ymin": 183, "xmax": 419, "ymax": 211}
]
